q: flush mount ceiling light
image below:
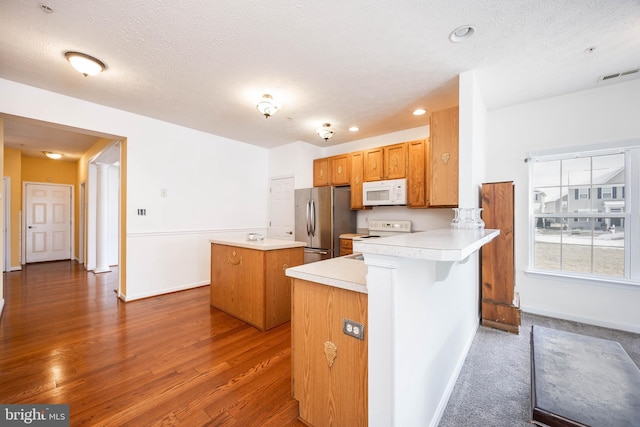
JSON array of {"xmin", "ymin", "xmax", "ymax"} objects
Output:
[
  {"xmin": 349, "ymin": 126, "xmax": 359, "ymax": 132},
  {"xmin": 256, "ymin": 94, "xmax": 280, "ymax": 118},
  {"xmin": 43, "ymin": 151, "xmax": 63, "ymax": 160},
  {"xmin": 316, "ymin": 123, "xmax": 334, "ymax": 141},
  {"xmin": 449, "ymin": 25, "xmax": 475, "ymax": 43},
  {"xmin": 413, "ymin": 108, "xmax": 427, "ymax": 116},
  {"xmin": 64, "ymin": 51, "xmax": 106, "ymax": 76}
]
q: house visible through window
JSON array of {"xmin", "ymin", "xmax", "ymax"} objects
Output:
[{"xmin": 529, "ymin": 144, "xmax": 639, "ymax": 283}]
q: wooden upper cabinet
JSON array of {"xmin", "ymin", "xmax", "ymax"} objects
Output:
[
  {"xmin": 407, "ymin": 139, "xmax": 430, "ymax": 208},
  {"xmin": 430, "ymin": 106, "xmax": 459, "ymax": 206},
  {"xmin": 383, "ymin": 142, "xmax": 407, "ymax": 180},
  {"xmin": 313, "ymin": 157, "xmax": 330, "ymax": 187},
  {"xmin": 330, "ymin": 154, "xmax": 351, "ymax": 186},
  {"xmin": 350, "ymin": 151, "xmax": 369, "ymax": 210},
  {"xmin": 363, "ymin": 147, "xmax": 384, "ymax": 181},
  {"xmin": 363, "ymin": 143, "xmax": 408, "ymax": 182}
]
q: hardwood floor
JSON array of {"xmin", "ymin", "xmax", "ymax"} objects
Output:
[{"xmin": 0, "ymin": 261, "xmax": 305, "ymax": 426}]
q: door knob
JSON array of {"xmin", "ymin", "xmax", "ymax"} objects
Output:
[
  {"xmin": 28, "ymin": 226, "xmax": 35, "ymax": 229},
  {"xmin": 286, "ymin": 231, "xmax": 293, "ymax": 235}
]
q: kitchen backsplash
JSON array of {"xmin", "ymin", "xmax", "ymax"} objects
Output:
[{"xmin": 356, "ymin": 206, "xmax": 453, "ymax": 232}]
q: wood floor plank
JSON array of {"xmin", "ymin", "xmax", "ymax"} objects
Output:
[{"xmin": 0, "ymin": 261, "xmax": 304, "ymax": 426}]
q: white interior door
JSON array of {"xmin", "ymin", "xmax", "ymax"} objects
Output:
[
  {"xmin": 268, "ymin": 176, "xmax": 295, "ymax": 240},
  {"xmin": 24, "ymin": 183, "xmax": 72, "ymax": 263}
]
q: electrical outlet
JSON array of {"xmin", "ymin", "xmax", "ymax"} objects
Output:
[{"xmin": 343, "ymin": 318, "xmax": 365, "ymax": 340}]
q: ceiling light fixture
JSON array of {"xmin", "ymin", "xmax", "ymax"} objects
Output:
[
  {"xmin": 316, "ymin": 123, "xmax": 334, "ymax": 141},
  {"xmin": 65, "ymin": 51, "xmax": 106, "ymax": 76},
  {"xmin": 413, "ymin": 108, "xmax": 427, "ymax": 116},
  {"xmin": 43, "ymin": 151, "xmax": 63, "ymax": 160},
  {"xmin": 349, "ymin": 126, "xmax": 359, "ymax": 132},
  {"xmin": 449, "ymin": 25, "xmax": 475, "ymax": 43},
  {"xmin": 256, "ymin": 94, "xmax": 280, "ymax": 118}
]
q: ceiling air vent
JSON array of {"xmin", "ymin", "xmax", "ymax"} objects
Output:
[{"xmin": 599, "ymin": 68, "xmax": 640, "ymax": 82}]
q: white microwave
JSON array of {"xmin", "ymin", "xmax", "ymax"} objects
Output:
[{"xmin": 363, "ymin": 178, "xmax": 407, "ymax": 206}]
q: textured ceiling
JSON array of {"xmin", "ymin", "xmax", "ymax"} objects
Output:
[{"xmin": 1, "ymin": 0, "xmax": 639, "ymax": 159}]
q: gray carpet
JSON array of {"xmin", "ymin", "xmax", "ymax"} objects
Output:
[{"xmin": 438, "ymin": 313, "xmax": 640, "ymax": 427}]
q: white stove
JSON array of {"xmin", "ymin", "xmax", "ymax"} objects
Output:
[{"xmin": 355, "ymin": 220, "xmax": 412, "ymax": 240}]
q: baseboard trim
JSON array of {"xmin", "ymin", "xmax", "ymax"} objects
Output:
[
  {"xmin": 122, "ymin": 281, "xmax": 210, "ymax": 302},
  {"xmin": 430, "ymin": 317, "xmax": 480, "ymax": 427},
  {"xmin": 9, "ymin": 266, "xmax": 22, "ymax": 271},
  {"xmin": 521, "ymin": 307, "xmax": 640, "ymax": 334}
]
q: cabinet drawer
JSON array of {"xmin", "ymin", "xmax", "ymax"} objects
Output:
[{"xmin": 340, "ymin": 239, "xmax": 353, "ymax": 250}]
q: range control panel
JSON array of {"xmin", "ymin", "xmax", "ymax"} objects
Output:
[{"xmin": 367, "ymin": 220, "xmax": 412, "ymax": 233}]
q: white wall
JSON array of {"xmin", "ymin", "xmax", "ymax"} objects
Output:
[
  {"xmin": 485, "ymin": 78, "xmax": 640, "ymax": 332},
  {"xmin": 108, "ymin": 165, "xmax": 119, "ymax": 266},
  {"xmin": 0, "ymin": 78, "xmax": 271, "ymax": 300}
]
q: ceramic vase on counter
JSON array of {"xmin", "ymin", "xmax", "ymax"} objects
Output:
[{"xmin": 451, "ymin": 208, "xmax": 485, "ymax": 229}]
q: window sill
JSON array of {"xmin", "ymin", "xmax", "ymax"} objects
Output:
[{"xmin": 525, "ymin": 269, "xmax": 640, "ymax": 290}]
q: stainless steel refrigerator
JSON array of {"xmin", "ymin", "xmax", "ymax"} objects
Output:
[{"xmin": 295, "ymin": 186, "xmax": 356, "ymax": 264}]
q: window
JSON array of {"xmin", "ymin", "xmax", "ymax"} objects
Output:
[{"xmin": 529, "ymin": 144, "xmax": 639, "ymax": 284}]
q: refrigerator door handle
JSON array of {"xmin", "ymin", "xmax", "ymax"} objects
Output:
[
  {"xmin": 304, "ymin": 249, "xmax": 329, "ymax": 255},
  {"xmin": 306, "ymin": 200, "xmax": 311, "ymax": 236},
  {"xmin": 310, "ymin": 199, "xmax": 316, "ymax": 237}
]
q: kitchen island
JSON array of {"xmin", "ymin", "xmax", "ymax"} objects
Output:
[
  {"xmin": 210, "ymin": 237, "xmax": 305, "ymax": 331},
  {"xmin": 286, "ymin": 228, "xmax": 499, "ymax": 427}
]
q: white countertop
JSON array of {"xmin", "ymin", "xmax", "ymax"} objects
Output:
[
  {"xmin": 210, "ymin": 237, "xmax": 306, "ymax": 251},
  {"xmin": 285, "ymin": 255, "xmax": 368, "ymax": 294},
  {"xmin": 353, "ymin": 228, "xmax": 500, "ymax": 261}
]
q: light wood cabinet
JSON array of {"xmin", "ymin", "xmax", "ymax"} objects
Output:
[
  {"xmin": 363, "ymin": 143, "xmax": 408, "ymax": 182},
  {"xmin": 330, "ymin": 154, "xmax": 351, "ymax": 186},
  {"xmin": 314, "ymin": 157, "xmax": 330, "ymax": 187},
  {"xmin": 292, "ymin": 279, "xmax": 368, "ymax": 427},
  {"xmin": 339, "ymin": 238, "xmax": 353, "ymax": 256},
  {"xmin": 383, "ymin": 142, "xmax": 407, "ymax": 179},
  {"xmin": 350, "ymin": 151, "xmax": 369, "ymax": 210},
  {"xmin": 481, "ymin": 181, "xmax": 521, "ymax": 333},
  {"xmin": 210, "ymin": 243, "xmax": 303, "ymax": 331},
  {"xmin": 363, "ymin": 147, "xmax": 384, "ymax": 181},
  {"xmin": 430, "ymin": 106, "xmax": 459, "ymax": 206},
  {"xmin": 407, "ymin": 138, "xmax": 430, "ymax": 208}
]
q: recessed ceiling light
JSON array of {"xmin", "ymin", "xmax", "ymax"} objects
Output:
[
  {"xmin": 449, "ymin": 25, "xmax": 475, "ymax": 43},
  {"xmin": 349, "ymin": 126, "xmax": 359, "ymax": 132},
  {"xmin": 413, "ymin": 108, "xmax": 427, "ymax": 116}
]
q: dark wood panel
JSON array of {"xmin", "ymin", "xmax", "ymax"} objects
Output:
[
  {"xmin": 481, "ymin": 181, "xmax": 515, "ymax": 303},
  {"xmin": 481, "ymin": 181, "xmax": 521, "ymax": 333},
  {"xmin": 0, "ymin": 261, "xmax": 304, "ymax": 426}
]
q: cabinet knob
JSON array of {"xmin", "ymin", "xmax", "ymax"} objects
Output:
[
  {"xmin": 324, "ymin": 341, "xmax": 337, "ymax": 368},
  {"xmin": 282, "ymin": 263, "xmax": 288, "ymax": 271}
]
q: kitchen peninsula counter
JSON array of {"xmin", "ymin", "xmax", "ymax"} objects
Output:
[
  {"xmin": 352, "ymin": 228, "xmax": 499, "ymax": 261},
  {"xmin": 285, "ymin": 255, "xmax": 368, "ymax": 293},
  {"xmin": 285, "ymin": 228, "xmax": 500, "ymax": 427},
  {"xmin": 210, "ymin": 237, "xmax": 305, "ymax": 331}
]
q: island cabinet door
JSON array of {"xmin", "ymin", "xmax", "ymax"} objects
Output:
[
  {"xmin": 264, "ymin": 248, "xmax": 303, "ymax": 330},
  {"xmin": 292, "ymin": 278, "xmax": 368, "ymax": 427},
  {"xmin": 210, "ymin": 244, "xmax": 266, "ymax": 330}
]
